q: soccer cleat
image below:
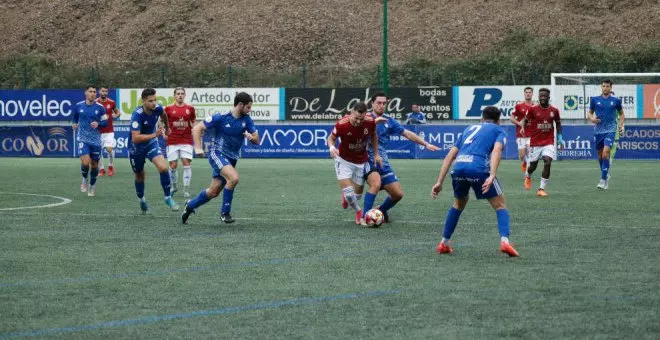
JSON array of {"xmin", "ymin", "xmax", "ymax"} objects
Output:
[
  {"xmin": 355, "ymin": 210, "xmax": 363, "ymax": 225},
  {"xmin": 108, "ymin": 166, "xmax": 114, "ymax": 177},
  {"xmin": 164, "ymin": 197, "xmax": 180, "ymax": 211},
  {"xmin": 536, "ymin": 189, "xmax": 548, "ymax": 197},
  {"xmin": 603, "ymin": 180, "xmax": 609, "ymax": 190},
  {"xmin": 597, "ymin": 179, "xmax": 606, "ymax": 190},
  {"xmin": 139, "ymin": 199, "xmax": 149, "ymax": 214},
  {"xmin": 183, "ymin": 191, "xmax": 191, "ymax": 198},
  {"xmin": 359, "ymin": 218, "xmax": 368, "ymax": 227},
  {"xmin": 181, "ymin": 200, "xmax": 195, "ymax": 224},
  {"xmin": 99, "ymin": 168, "xmax": 105, "ymax": 176},
  {"xmin": 500, "ymin": 241, "xmax": 520, "ymax": 257},
  {"xmin": 524, "ymin": 177, "xmax": 532, "ymax": 190},
  {"xmin": 87, "ymin": 185, "xmax": 95, "ymax": 197},
  {"xmin": 381, "ymin": 209, "xmax": 389, "ymax": 223},
  {"xmin": 341, "ymin": 194, "xmax": 348, "ymax": 209},
  {"xmin": 220, "ymin": 212, "xmax": 235, "ymax": 224},
  {"xmin": 80, "ymin": 181, "xmax": 88, "ymax": 193},
  {"xmin": 521, "ymin": 161, "xmax": 527, "ymax": 173},
  {"xmin": 436, "ymin": 242, "xmax": 453, "ymax": 254}
]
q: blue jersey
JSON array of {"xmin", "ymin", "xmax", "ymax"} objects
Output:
[
  {"xmin": 590, "ymin": 95, "xmax": 622, "ymax": 134},
  {"xmin": 72, "ymin": 100, "xmax": 108, "ymax": 147},
  {"xmin": 366, "ymin": 113, "xmax": 405, "ymax": 164},
  {"xmin": 128, "ymin": 105, "xmax": 165, "ymax": 154},
  {"xmin": 203, "ymin": 112, "xmax": 256, "ymax": 160},
  {"xmin": 453, "ymin": 122, "xmax": 506, "ymax": 173},
  {"xmin": 406, "ymin": 112, "xmax": 426, "ymax": 124}
]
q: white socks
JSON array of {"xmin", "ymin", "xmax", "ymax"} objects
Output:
[{"xmin": 183, "ymin": 166, "xmax": 192, "ymax": 188}]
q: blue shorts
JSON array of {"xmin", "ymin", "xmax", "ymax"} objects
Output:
[
  {"xmin": 128, "ymin": 144, "xmax": 163, "ymax": 174},
  {"xmin": 451, "ymin": 169, "xmax": 503, "ymax": 200},
  {"xmin": 208, "ymin": 151, "xmax": 237, "ymax": 179},
  {"xmin": 594, "ymin": 132, "xmax": 615, "ymax": 150},
  {"xmin": 364, "ymin": 160, "xmax": 399, "ymax": 187},
  {"xmin": 78, "ymin": 142, "xmax": 102, "ymax": 161}
]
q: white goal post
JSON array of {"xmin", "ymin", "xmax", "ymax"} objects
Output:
[{"xmin": 550, "ymin": 72, "xmax": 660, "ymax": 119}]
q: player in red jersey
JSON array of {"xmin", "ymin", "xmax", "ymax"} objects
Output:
[
  {"xmin": 327, "ymin": 102, "xmax": 382, "ymax": 226},
  {"xmin": 521, "ymin": 88, "xmax": 562, "ymax": 197},
  {"xmin": 510, "ymin": 87, "xmax": 534, "ymax": 173},
  {"xmin": 96, "ymin": 86, "xmax": 121, "ymax": 177},
  {"xmin": 164, "ymin": 87, "xmax": 197, "ymax": 198}
]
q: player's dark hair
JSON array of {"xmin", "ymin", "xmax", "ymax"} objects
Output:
[
  {"xmin": 234, "ymin": 92, "xmax": 253, "ymax": 106},
  {"xmin": 85, "ymin": 85, "xmax": 96, "ymax": 90},
  {"xmin": 371, "ymin": 92, "xmax": 387, "ymax": 102},
  {"xmin": 99, "ymin": 86, "xmax": 109, "ymax": 90},
  {"xmin": 174, "ymin": 87, "xmax": 185, "ymax": 94},
  {"xmin": 601, "ymin": 79, "xmax": 613, "ymax": 86},
  {"xmin": 353, "ymin": 102, "xmax": 368, "ymax": 113},
  {"xmin": 524, "ymin": 87, "xmax": 533, "ymax": 92},
  {"xmin": 482, "ymin": 106, "xmax": 501, "ymax": 122},
  {"xmin": 539, "ymin": 88, "xmax": 550, "ymax": 94},
  {"xmin": 141, "ymin": 88, "xmax": 156, "ymax": 99}
]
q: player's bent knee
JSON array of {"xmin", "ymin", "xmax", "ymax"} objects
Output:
[{"xmin": 453, "ymin": 198, "xmax": 468, "ymax": 210}]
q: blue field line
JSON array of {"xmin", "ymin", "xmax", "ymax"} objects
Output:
[
  {"xmin": 0, "ymin": 247, "xmax": 421, "ymax": 289},
  {"xmin": 0, "ymin": 289, "xmax": 402, "ymax": 339}
]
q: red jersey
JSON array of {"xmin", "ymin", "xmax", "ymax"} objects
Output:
[
  {"xmin": 511, "ymin": 102, "xmax": 534, "ymax": 138},
  {"xmin": 331, "ymin": 114, "xmax": 376, "ymax": 164},
  {"xmin": 164, "ymin": 103, "xmax": 196, "ymax": 145},
  {"xmin": 96, "ymin": 98, "xmax": 116, "ymax": 134},
  {"xmin": 525, "ymin": 105, "xmax": 561, "ymax": 147}
]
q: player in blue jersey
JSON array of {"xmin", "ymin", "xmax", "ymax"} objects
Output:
[
  {"xmin": 72, "ymin": 85, "xmax": 108, "ymax": 197},
  {"xmin": 587, "ymin": 79, "xmax": 625, "ymax": 190},
  {"xmin": 128, "ymin": 88, "xmax": 179, "ymax": 213},
  {"xmin": 352, "ymin": 92, "xmax": 440, "ymax": 225},
  {"xmin": 181, "ymin": 92, "xmax": 259, "ymax": 224},
  {"xmin": 431, "ymin": 106, "xmax": 519, "ymax": 257}
]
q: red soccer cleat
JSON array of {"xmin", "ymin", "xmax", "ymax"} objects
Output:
[
  {"xmin": 524, "ymin": 177, "xmax": 531, "ymax": 191},
  {"xmin": 99, "ymin": 168, "xmax": 106, "ymax": 176},
  {"xmin": 355, "ymin": 210, "xmax": 362, "ymax": 225},
  {"xmin": 341, "ymin": 194, "xmax": 348, "ymax": 209},
  {"xmin": 500, "ymin": 241, "xmax": 520, "ymax": 257},
  {"xmin": 436, "ymin": 242, "xmax": 453, "ymax": 254},
  {"xmin": 108, "ymin": 166, "xmax": 114, "ymax": 177}
]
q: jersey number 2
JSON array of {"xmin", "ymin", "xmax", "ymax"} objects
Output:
[{"xmin": 463, "ymin": 125, "xmax": 482, "ymax": 144}]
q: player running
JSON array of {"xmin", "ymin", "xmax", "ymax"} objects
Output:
[
  {"xmin": 128, "ymin": 88, "xmax": 179, "ymax": 213},
  {"xmin": 432, "ymin": 106, "xmax": 519, "ymax": 257},
  {"xmin": 327, "ymin": 102, "xmax": 382, "ymax": 226},
  {"xmin": 96, "ymin": 86, "xmax": 121, "ymax": 177},
  {"xmin": 510, "ymin": 87, "xmax": 534, "ymax": 173},
  {"xmin": 587, "ymin": 79, "xmax": 625, "ymax": 190},
  {"xmin": 181, "ymin": 92, "xmax": 259, "ymax": 224},
  {"xmin": 72, "ymin": 85, "xmax": 108, "ymax": 197},
  {"xmin": 521, "ymin": 88, "xmax": 562, "ymax": 197},
  {"xmin": 165, "ymin": 87, "xmax": 196, "ymax": 198}
]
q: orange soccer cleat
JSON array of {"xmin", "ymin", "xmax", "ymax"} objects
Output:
[
  {"xmin": 524, "ymin": 177, "xmax": 532, "ymax": 190},
  {"xmin": 436, "ymin": 241, "xmax": 453, "ymax": 254},
  {"xmin": 98, "ymin": 168, "xmax": 106, "ymax": 176},
  {"xmin": 500, "ymin": 241, "xmax": 520, "ymax": 257},
  {"xmin": 108, "ymin": 166, "xmax": 115, "ymax": 177},
  {"xmin": 536, "ymin": 189, "xmax": 548, "ymax": 197}
]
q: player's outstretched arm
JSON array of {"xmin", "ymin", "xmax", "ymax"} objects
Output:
[
  {"xmin": 432, "ymin": 146, "xmax": 459, "ymax": 198},
  {"xmin": 402, "ymin": 129, "xmax": 440, "ymax": 151},
  {"xmin": 192, "ymin": 121, "xmax": 206, "ymax": 156}
]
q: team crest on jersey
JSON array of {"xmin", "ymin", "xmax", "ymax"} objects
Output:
[
  {"xmin": 242, "ymin": 122, "xmax": 246, "ymax": 128},
  {"xmin": 364, "ymin": 128, "xmax": 368, "ymax": 135},
  {"xmin": 550, "ymin": 112, "xmax": 554, "ymax": 118},
  {"xmin": 204, "ymin": 115, "xmax": 212, "ymax": 123},
  {"xmin": 186, "ymin": 109, "xmax": 190, "ymax": 115},
  {"xmin": 347, "ymin": 132, "xmax": 352, "ymax": 136},
  {"xmin": 131, "ymin": 121, "xmax": 139, "ymax": 129},
  {"xmin": 106, "ymin": 105, "xmax": 111, "ymax": 109},
  {"xmin": 79, "ymin": 109, "xmax": 83, "ymax": 113}
]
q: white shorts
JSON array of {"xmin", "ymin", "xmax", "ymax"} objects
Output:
[
  {"xmin": 527, "ymin": 145, "xmax": 556, "ymax": 162},
  {"xmin": 516, "ymin": 137, "xmax": 530, "ymax": 150},
  {"xmin": 334, "ymin": 156, "xmax": 368, "ymax": 186},
  {"xmin": 101, "ymin": 133, "xmax": 116, "ymax": 148},
  {"xmin": 167, "ymin": 144, "xmax": 194, "ymax": 162}
]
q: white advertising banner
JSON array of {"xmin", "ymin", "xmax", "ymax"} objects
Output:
[
  {"xmin": 552, "ymin": 84, "xmax": 637, "ymax": 119},
  {"xmin": 116, "ymin": 88, "xmax": 281, "ymax": 121}
]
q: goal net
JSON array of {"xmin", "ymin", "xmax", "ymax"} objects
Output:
[{"xmin": 551, "ymin": 73, "xmax": 660, "ymax": 119}]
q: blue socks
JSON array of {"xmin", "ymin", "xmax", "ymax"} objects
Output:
[
  {"xmin": 159, "ymin": 171, "xmax": 171, "ymax": 197},
  {"xmin": 188, "ymin": 190, "xmax": 211, "ymax": 210},
  {"xmin": 443, "ymin": 207, "xmax": 463, "ymax": 239},
  {"xmin": 89, "ymin": 168, "xmax": 98, "ymax": 186},
  {"xmin": 362, "ymin": 192, "xmax": 377, "ymax": 217},
  {"xmin": 81, "ymin": 165, "xmax": 89, "ymax": 180},
  {"xmin": 496, "ymin": 209, "xmax": 510, "ymax": 237},
  {"xmin": 379, "ymin": 195, "xmax": 398, "ymax": 213},
  {"xmin": 221, "ymin": 188, "xmax": 234, "ymax": 214},
  {"xmin": 134, "ymin": 180, "xmax": 145, "ymax": 199},
  {"xmin": 601, "ymin": 159, "xmax": 610, "ymax": 180}
]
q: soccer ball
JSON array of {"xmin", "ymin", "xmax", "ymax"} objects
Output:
[{"xmin": 365, "ymin": 209, "xmax": 384, "ymax": 228}]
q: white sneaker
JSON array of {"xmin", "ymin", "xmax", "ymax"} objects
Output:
[
  {"xmin": 597, "ymin": 179, "xmax": 606, "ymax": 190},
  {"xmin": 603, "ymin": 180, "xmax": 609, "ymax": 190},
  {"xmin": 80, "ymin": 180, "xmax": 88, "ymax": 193},
  {"xmin": 87, "ymin": 185, "xmax": 95, "ymax": 197},
  {"xmin": 183, "ymin": 191, "xmax": 191, "ymax": 198}
]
